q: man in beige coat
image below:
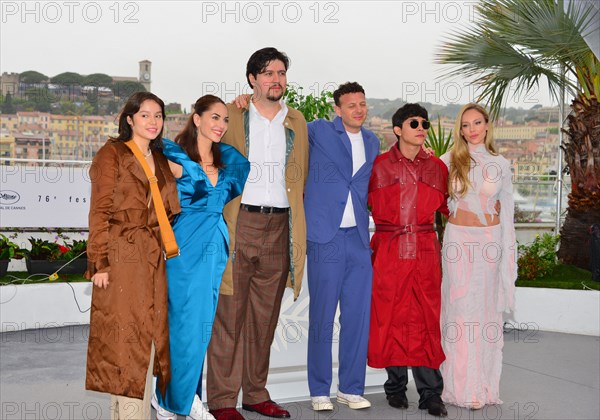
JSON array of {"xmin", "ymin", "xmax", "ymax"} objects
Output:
[{"xmin": 206, "ymin": 47, "xmax": 308, "ymax": 420}]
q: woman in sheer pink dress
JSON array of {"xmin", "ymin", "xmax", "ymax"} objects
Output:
[{"xmin": 440, "ymin": 103, "xmax": 517, "ymax": 409}]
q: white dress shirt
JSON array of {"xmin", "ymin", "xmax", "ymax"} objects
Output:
[
  {"xmin": 241, "ymin": 100, "xmax": 290, "ymax": 208},
  {"xmin": 340, "ymin": 130, "xmax": 366, "ymax": 227}
]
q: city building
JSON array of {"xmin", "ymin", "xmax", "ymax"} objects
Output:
[
  {"xmin": 0, "ymin": 60, "xmax": 151, "ymax": 104},
  {"xmin": 14, "ymin": 134, "xmax": 51, "ymax": 162}
]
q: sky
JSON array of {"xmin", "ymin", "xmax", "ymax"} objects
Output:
[{"xmin": 1, "ymin": 0, "xmax": 556, "ymax": 111}]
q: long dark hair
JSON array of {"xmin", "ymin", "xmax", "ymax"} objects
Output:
[
  {"xmin": 113, "ymin": 91, "xmax": 166, "ymax": 150},
  {"xmin": 175, "ymin": 95, "xmax": 225, "ymax": 169}
]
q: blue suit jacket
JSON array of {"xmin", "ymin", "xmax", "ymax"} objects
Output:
[{"xmin": 305, "ymin": 117, "xmax": 380, "ymax": 248}]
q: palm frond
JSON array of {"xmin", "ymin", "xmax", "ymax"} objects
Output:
[
  {"xmin": 436, "ymin": 0, "xmax": 599, "ymax": 117},
  {"xmin": 437, "ymin": 25, "xmax": 568, "ymax": 118}
]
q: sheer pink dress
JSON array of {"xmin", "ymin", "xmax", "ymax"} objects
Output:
[{"xmin": 439, "ymin": 145, "xmax": 517, "ymax": 408}]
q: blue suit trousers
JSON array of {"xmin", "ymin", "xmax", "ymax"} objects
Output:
[{"xmin": 307, "ymin": 227, "xmax": 372, "ymax": 396}]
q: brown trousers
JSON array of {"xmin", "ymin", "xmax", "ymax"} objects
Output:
[{"xmin": 207, "ymin": 209, "xmax": 290, "ymax": 409}]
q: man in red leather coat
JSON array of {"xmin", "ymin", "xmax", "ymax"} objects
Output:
[{"xmin": 368, "ymin": 103, "xmax": 449, "ymax": 417}]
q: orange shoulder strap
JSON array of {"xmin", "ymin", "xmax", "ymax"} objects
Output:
[{"xmin": 125, "ymin": 140, "xmax": 179, "ymax": 259}]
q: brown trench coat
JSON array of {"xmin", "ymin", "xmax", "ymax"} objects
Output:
[{"xmin": 85, "ymin": 139, "xmax": 180, "ymax": 399}]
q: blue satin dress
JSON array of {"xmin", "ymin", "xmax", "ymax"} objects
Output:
[{"xmin": 156, "ymin": 139, "xmax": 249, "ymax": 415}]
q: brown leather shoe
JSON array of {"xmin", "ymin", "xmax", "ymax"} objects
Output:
[
  {"xmin": 209, "ymin": 407, "xmax": 245, "ymax": 420},
  {"xmin": 242, "ymin": 400, "xmax": 290, "ymax": 418}
]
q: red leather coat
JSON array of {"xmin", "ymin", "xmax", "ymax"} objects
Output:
[{"xmin": 368, "ymin": 144, "xmax": 449, "ymax": 369}]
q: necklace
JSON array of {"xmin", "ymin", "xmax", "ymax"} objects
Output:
[{"xmin": 143, "ymin": 149, "xmax": 152, "ymax": 158}]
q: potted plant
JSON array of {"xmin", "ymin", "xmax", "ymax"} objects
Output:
[
  {"xmin": 517, "ymin": 233, "xmax": 561, "ymax": 281},
  {"xmin": 25, "ymin": 237, "xmax": 87, "ymax": 275},
  {"xmin": 0, "ymin": 234, "xmax": 27, "ymax": 278}
]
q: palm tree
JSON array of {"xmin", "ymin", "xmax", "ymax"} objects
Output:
[{"xmin": 436, "ymin": 0, "xmax": 599, "ymax": 271}]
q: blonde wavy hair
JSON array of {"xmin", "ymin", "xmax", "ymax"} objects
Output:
[{"xmin": 449, "ymin": 103, "xmax": 498, "ymax": 199}]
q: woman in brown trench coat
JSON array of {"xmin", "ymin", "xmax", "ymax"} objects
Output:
[{"xmin": 85, "ymin": 92, "xmax": 180, "ymax": 419}]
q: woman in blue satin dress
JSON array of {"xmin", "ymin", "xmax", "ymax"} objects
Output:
[{"xmin": 152, "ymin": 95, "xmax": 249, "ymax": 420}]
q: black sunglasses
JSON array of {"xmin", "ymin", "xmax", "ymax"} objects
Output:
[{"xmin": 409, "ymin": 119, "xmax": 431, "ymax": 130}]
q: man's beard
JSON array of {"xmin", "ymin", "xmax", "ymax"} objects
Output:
[{"xmin": 266, "ymin": 86, "xmax": 284, "ymax": 102}]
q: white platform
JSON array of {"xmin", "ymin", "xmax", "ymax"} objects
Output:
[
  {"xmin": 1, "ymin": 279, "xmax": 598, "ymax": 403},
  {"xmin": 507, "ymin": 287, "xmax": 600, "ymax": 336},
  {"xmin": 0, "ymin": 282, "xmax": 92, "ymax": 333},
  {"xmin": 3, "ymin": 282, "xmax": 598, "ymax": 336}
]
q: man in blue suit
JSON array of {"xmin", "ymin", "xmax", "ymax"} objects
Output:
[{"xmin": 305, "ymin": 82, "xmax": 380, "ymax": 412}]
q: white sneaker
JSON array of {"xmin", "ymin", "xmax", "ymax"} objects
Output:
[
  {"xmin": 151, "ymin": 393, "xmax": 177, "ymax": 420},
  {"xmin": 186, "ymin": 394, "xmax": 215, "ymax": 420},
  {"xmin": 336, "ymin": 391, "xmax": 371, "ymax": 409},
  {"xmin": 311, "ymin": 396, "xmax": 334, "ymax": 411}
]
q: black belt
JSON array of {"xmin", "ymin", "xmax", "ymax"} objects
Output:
[{"xmin": 240, "ymin": 204, "xmax": 289, "ymax": 214}]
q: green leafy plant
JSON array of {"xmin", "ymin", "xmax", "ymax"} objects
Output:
[
  {"xmin": 517, "ymin": 233, "xmax": 560, "ymax": 281},
  {"xmin": 62, "ymin": 240, "xmax": 87, "ymax": 260},
  {"xmin": 284, "ymin": 85, "xmax": 334, "ymax": 122},
  {"xmin": 0, "ymin": 234, "xmax": 27, "ymax": 260},
  {"xmin": 26, "ymin": 237, "xmax": 87, "ymax": 261},
  {"xmin": 27, "ymin": 237, "xmax": 63, "ymax": 261},
  {"xmin": 425, "ymin": 116, "xmax": 453, "ymax": 157}
]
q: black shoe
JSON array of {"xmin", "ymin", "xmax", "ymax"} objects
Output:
[
  {"xmin": 387, "ymin": 393, "xmax": 408, "ymax": 409},
  {"xmin": 420, "ymin": 395, "xmax": 447, "ymax": 417}
]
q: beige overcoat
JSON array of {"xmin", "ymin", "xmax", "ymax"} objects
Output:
[
  {"xmin": 85, "ymin": 139, "xmax": 180, "ymax": 398},
  {"xmin": 220, "ymin": 103, "xmax": 308, "ymax": 299}
]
